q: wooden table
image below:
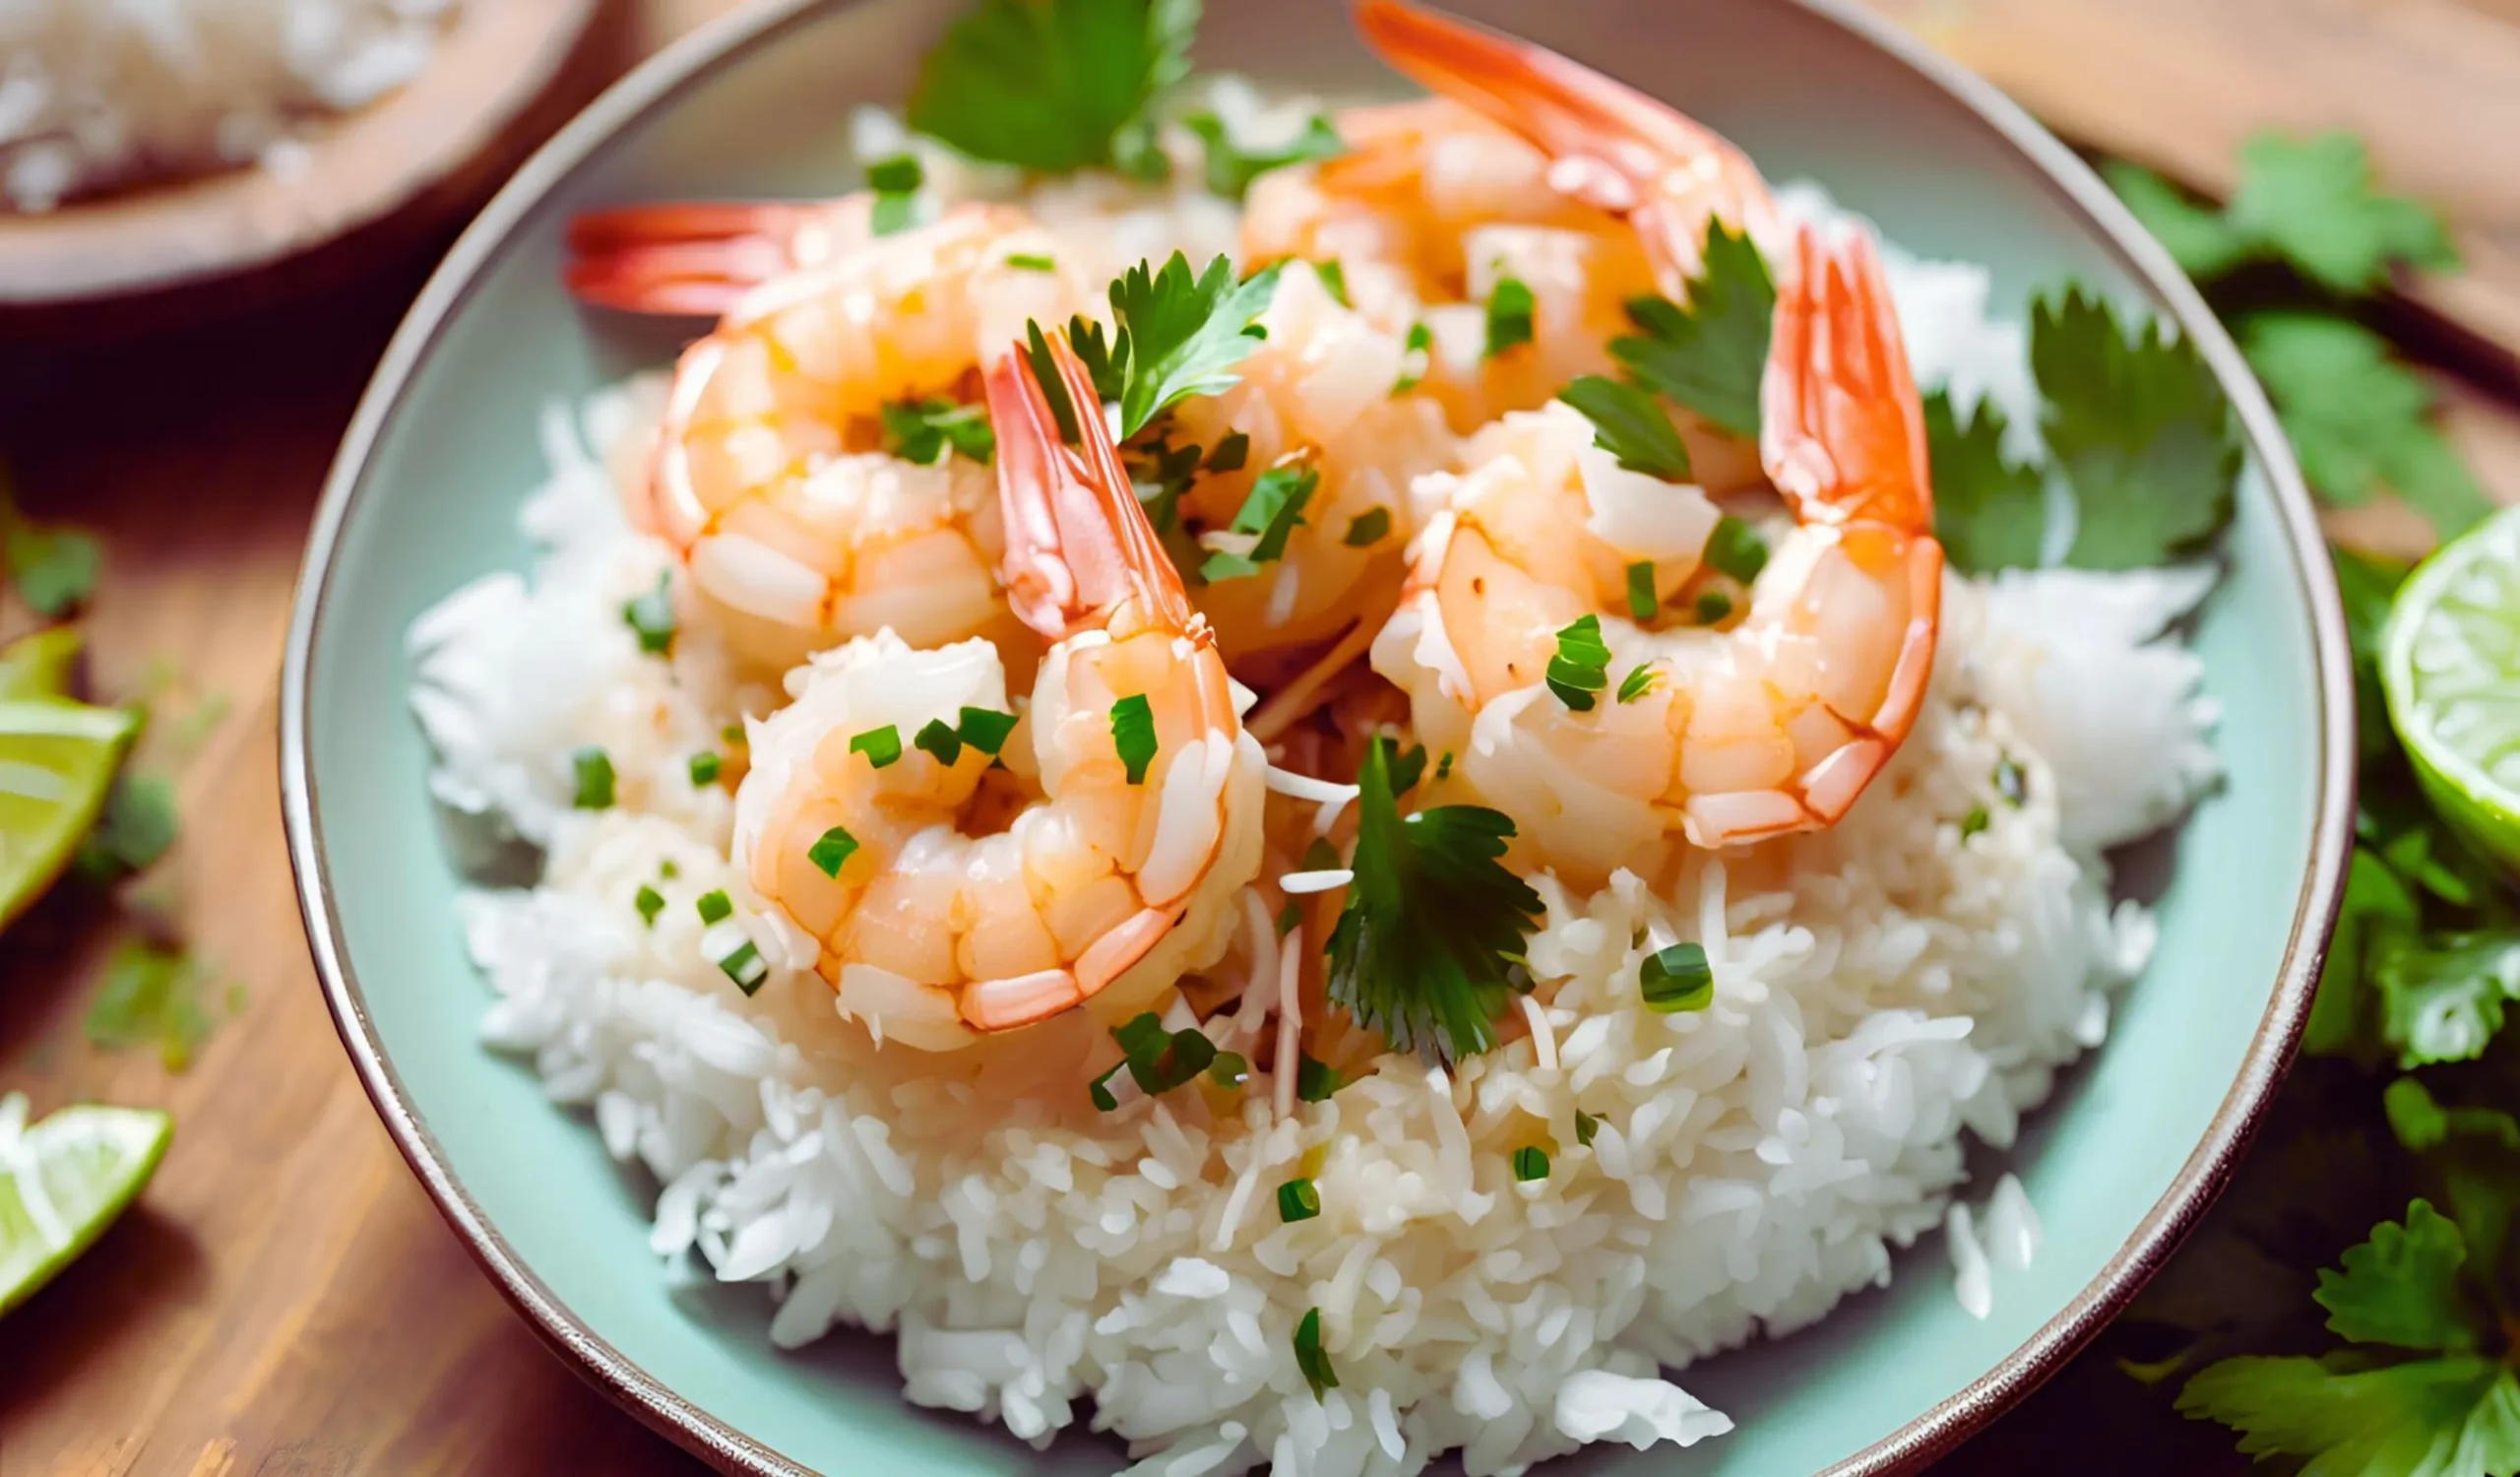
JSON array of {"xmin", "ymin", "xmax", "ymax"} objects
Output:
[{"xmin": 2, "ymin": 2, "xmax": 2516, "ymax": 1473}]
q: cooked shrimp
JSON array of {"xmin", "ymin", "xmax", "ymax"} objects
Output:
[
  {"xmin": 731, "ymin": 330, "xmax": 1268, "ymax": 1053},
  {"xmin": 567, "ymin": 196, "xmax": 879, "ymax": 317},
  {"xmin": 641, "ymin": 206, "xmax": 1092, "ymax": 668}
]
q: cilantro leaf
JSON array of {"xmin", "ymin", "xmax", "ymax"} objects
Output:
[
  {"xmin": 2370, "ymin": 929, "xmax": 2520, "ymax": 1067},
  {"xmin": 906, "ymin": 0, "xmax": 1197, "ymax": 175},
  {"xmin": 2384, "ymin": 1077, "xmax": 2520, "ymax": 1157},
  {"xmin": 2032, "ymin": 286, "xmax": 2239, "ymax": 571},
  {"xmin": 1183, "ymin": 111, "xmax": 1343, "ymax": 200},
  {"xmin": 1544, "ymin": 614, "xmax": 1610, "ymax": 711},
  {"xmin": 1325, "ymin": 737, "xmax": 1544, "ymax": 1065},
  {"xmin": 85, "ymin": 939, "xmax": 234, "ymax": 1071},
  {"xmin": 2228, "ymin": 131, "xmax": 2460, "ymax": 295},
  {"xmin": 1483, "ymin": 277, "xmax": 1535, "ymax": 358},
  {"xmin": 2305, "ymin": 847, "xmax": 2418, "ymax": 1063},
  {"xmin": 1924, "ymin": 389, "xmax": 2047, "ymax": 574},
  {"xmin": 1610, "ymin": 220, "xmax": 1775, "ymax": 439},
  {"xmin": 2104, "ymin": 161, "xmax": 2252, "ymax": 281},
  {"xmin": 1109, "ymin": 253, "xmax": 1282, "ymax": 436},
  {"xmin": 6, "ymin": 520, "xmax": 100, "ymax": 618},
  {"xmin": 2179, "ymin": 1354, "xmax": 2520, "ymax": 1476},
  {"xmin": 2242, "ymin": 313, "xmax": 2489, "ymax": 539},
  {"xmin": 881, "ymin": 398, "xmax": 997, "ymax": 466},
  {"xmin": 1555, "ymin": 375, "xmax": 1691, "ymax": 480},
  {"xmin": 2312, "ymin": 1201, "xmax": 2482, "ymax": 1352},
  {"xmin": 1200, "ymin": 465, "xmax": 1319, "ymax": 582},
  {"xmin": 73, "ymin": 772, "xmax": 178, "ymax": 881}
]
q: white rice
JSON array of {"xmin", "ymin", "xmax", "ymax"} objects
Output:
[
  {"xmin": 408, "ymin": 192, "xmax": 2220, "ymax": 1473},
  {"xmin": 0, "ymin": 0, "xmax": 456, "ymax": 211}
]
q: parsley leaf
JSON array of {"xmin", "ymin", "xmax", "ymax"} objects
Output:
[
  {"xmin": 1611, "ymin": 220, "xmax": 1775, "ymax": 439},
  {"xmin": 1325, "ymin": 737, "xmax": 1544, "ymax": 1066},
  {"xmin": 73, "ymin": 772, "xmax": 178, "ymax": 881},
  {"xmin": 1199, "ymin": 464, "xmax": 1318, "ymax": 582},
  {"xmin": 2179, "ymin": 1354, "xmax": 2520, "ymax": 1475},
  {"xmin": 881, "ymin": 398, "xmax": 997, "ymax": 467},
  {"xmin": 2311, "ymin": 1200, "xmax": 2482, "ymax": 1352},
  {"xmin": 1109, "ymin": 253, "xmax": 1282, "ymax": 436},
  {"xmin": 2032, "ymin": 286, "xmax": 2240, "ymax": 571},
  {"xmin": 1923, "ymin": 389, "xmax": 2047, "ymax": 574},
  {"xmin": 1544, "ymin": 614, "xmax": 1611, "ymax": 711},
  {"xmin": 1109, "ymin": 693, "xmax": 1158, "ymax": 783},
  {"xmin": 2227, "ymin": 131, "xmax": 2461, "ymax": 294},
  {"xmin": 1182, "ymin": 111, "xmax": 1343, "ymax": 200},
  {"xmin": 1483, "ymin": 277, "xmax": 1535, "ymax": 357},
  {"xmin": 1555, "ymin": 375, "xmax": 1692, "ymax": 480},
  {"xmin": 85, "ymin": 939, "xmax": 236, "ymax": 1071},
  {"xmin": 2241, "ymin": 313, "xmax": 2489, "ymax": 539},
  {"xmin": 2369, "ymin": 928, "xmax": 2520, "ymax": 1067},
  {"xmin": 2104, "ymin": 161, "xmax": 2252, "ymax": 281},
  {"xmin": 906, "ymin": 0, "xmax": 1197, "ymax": 175}
]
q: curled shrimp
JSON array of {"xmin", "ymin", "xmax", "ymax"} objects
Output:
[
  {"xmin": 640, "ymin": 205, "xmax": 1092, "ymax": 668},
  {"xmin": 566, "ymin": 196, "xmax": 879, "ymax": 317},
  {"xmin": 1362, "ymin": 3, "xmax": 1939, "ymax": 879},
  {"xmin": 731, "ymin": 330, "xmax": 1268, "ymax": 1053}
]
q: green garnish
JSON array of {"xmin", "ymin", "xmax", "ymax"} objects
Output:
[
  {"xmin": 1301, "ymin": 835, "xmax": 1343, "ymax": 872},
  {"xmin": 1574, "ymin": 1110, "xmax": 1599, "ymax": 1147},
  {"xmin": 73, "ymin": 773, "xmax": 177, "ymax": 881},
  {"xmin": 906, "ymin": 0, "xmax": 1195, "ymax": 176},
  {"xmin": 1638, "ymin": 942, "xmax": 1714, "ymax": 1012},
  {"xmin": 2110, "ymin": 132, "xmax": 2456, "ymax": 295},
  {"xmin": 1611, "ymin": 220, "xmax": 1776, "ymax": 439},
  {"xmin": 634, "ymin": 885, "xmax": 665, "ymax": 927},
  {"xmin": 1183, "ymin": 110, "xmax": 1344, "ymax": 200},
  {"xmin": 688, "ymin": 750, "xmax": 723, "ymax": 787},
  {"xmin": 1959, "ymin": 805, "xmax": 1990, "ymax": 841},
  {"xmin": 1616, "ymin": 663, "xmax": 1661, "ymax": 704},
  {"xmin": 808, "ymin": 827, "xmax": 859, "ymax": 879},
  {"xmin": 1109, "ymin": 693, "xmax": 1157, "ymax": 783},
  {"xmin": 1109, "ymin": 253, "xmax": 1285, "ymax": 436},
  {"xmin": 571, "ymin": 747, "xmax": 615, "ymax": 810},
  {"xmin": 659, "ymin": 860, "xmax": 679, "ymax": 880},
  {"xmin": 722, "ymin": 724, "xmax": 745, "ymax": 745},
  {"xmin": 1294, "ymin": 1053, "xmax": 1344, "ymax": 1101},
  {"xmin": 84, "ymin": 940, "xmax": 234, "ymax": 1070},
  {"xmin": 868, "ymin": 153, "xmax": 923, "ymax": 235},
  {"xmin": 956, "ymin": 706, "xmax": 1019, "ymax": 755},
  {"xmin": 881, "ymin": 398, "xmax": 996, "ymax": 466},
  {"xmin": 1293, "ymin": 1307, "xmax": 1338, "ymax": 1398},
  {"xmin": 1624, "ymin": 561, "xmax": 1658, "ymax": 622},
  {"xmin": 1556, "ymin": 375, "xmax": 1693, "ymax": 480},
  {"xmin": 2367, "ymin": 931, "xmax": 2520, "ymax": 1067},
  {"xmin": 1691, "ymin": 589, "xmax": 1733, "ymax": 625},
  {"xmin": 1006, "ymin": 252, "xmax": 1057, "ymax": 272},
  {"xmin": 1704, "ymin": 515, "xmax": 1768, "ymax": 584},
  {"xmin": 914, "ymin": 718, "xmax": 964, "ymax": 767},
  {"xmin": 1924, "ymin": 390, "xmax": 2046, "ymax": 574},
  {"xmin": 850, "ymin": 726, "xmax": 903, "ymax": 769},
  {"xmin": 696, "ymin": 889, "xmax": 732, "ymax": 925},
  {"xmin": 1511, "ymin": 1145, "xmax": 1550, "ymax": 1183},
  {"xmin": 1483, "ymin": 276, "xmax": 1535, "ymax": 358},
  {"xmin": 1315, "ymin": 258, "xmax": 1351, "ymax": 307},
  {"xmin": 1386, "ymin": 745, "xmax": 1428, "ymax": 798},
  {"xmin": 716, "ymin": 938, "xmax": 769, "ymax": 995},
  {"xmin": 1544, "ymin": 614, "xmax": 1612, "ymax": 712},
  {"xmin": 1994, "ymin": 755, "xmax": 2027, "ymax": 806},
  {"xmin": 1209, "ymin": 1052, "xmax": 1249, "ymax": 1089},
  {"xmin": 1392, "ymin": 321, "xmax": 1433, "ymax": 394},
  {"xmin": 622, "ymin": 573, "xmax": 676, "ymax": 655},
  {"xmin": 2242, "ymin": 314, "xmax": 2488, "ymax": 538},
  {"xmin": 1342, "ymin": 507, "xmax": 1391, "ymax": 547},
  {"xmin": 1207, "ymin": 432, "xmax": 1250, "ymax": 472},
  {"xmin": 1325, "ymin": 737, "xmax": 1544, "ymax": 1065},
  {"xmin": 1199, "ymin": 464, "xmax": 1319, "ymax": 582},
  {"xmin": 2039, "ymin": 287, "xmax": 2242, "ymax": 570},
  {"xmin": 1, "ymin": 481, "xmax": 100, "ymax": 618},
  {"xmin": 1277, "ymin": 1177, "xmax": 1322, "ymax": 1223},
  {"xmin": 1276, "ymin": 899, "xmax": 1302, "ymax": 936},
  {"xmin": 1090, "ymin": 1011, "xmax": 1228, "ymax": 1110},
  {"xmin": 1435, "ymin": 751, "xmax": 1453, "ymax": 782}
]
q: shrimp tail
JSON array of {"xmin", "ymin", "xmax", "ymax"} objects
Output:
[
  {"xmin": 563, "ymin": 198, "xmax": 872, "ymax": 316},
  {"xmin": 984, "ymin": 332, "xmax": 1198, "ymax": 643}
]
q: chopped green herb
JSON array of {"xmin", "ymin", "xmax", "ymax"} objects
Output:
[
  {"xmin": 1183, "ymin": 110, "xmax": 1344, "ymax": 200},
  {"xmin": 1209, "ymin": 1051, "xmax": 1249, "ymax": 1089},
  {"xmin": 1006, "ymin": 252, "xmax": 1058, "ymax": 272},
  {"xmin": 1387, "ymin": 743, "xmax": 1428, "ymax": 798},
  {"xmin": 1959, "ymin": 805, "xmax": 1990, "ymax": 840},
  {"xmin": 1511, "ymin": 1144, "xmax": 1550, "ymax": 1183},
  {"xmin": 905, "ymin": 0, "xmax": 1196, "ymax": 176},
  {"xmin": 1278, "ymin": 1177, "xmax": 1322, "ymax": 1223},
  {"xmin": 1611, "ymin": 220, "xmax": 1776, "ymax": 438},
  {"xmin": 1293, "ymin": 1307, "xmax": 1338, "ymax": 1398},
  {"xmin": 1129, "ymin": 433, "xmax": 1205, "ymax": 532},
  {"xmin": 688, "ymin": 750, "xmax": 724, "ymax": 787},
  {"xmin": 85, "ymin": 940, "xmax": 230, "ymax": 1070},
  {"xmin": 914, "ymin": 718, "xmax": 964, "ymax": 767},
  {"xmin": 1574, "ymin": 1110, "xmax": 1599, "ymax": 1148},
  {"xmin": 1639, "ymin": 942, "xmax": 1714, "ymax": 1012},
  {"xmin": 1624, "ymin": 561, "xmax": 1658, "ymax": 621},
  {"xmin": 1435, "ymin": 751, "xmax": 1453, "ymax": 782},
  {"xmin": 0, "ymin": 480, "xmax": 101, "ymax": 618},
  {"xmin": 1109, "ymin": 253, "xmax": 1285, "ymax": 437},
  {"xmin": 722, "ymin": 724, "xmax": 745, "ymax": 745},
  {"xmin": 696, "ymin": 889, "xmax": 733, "ymax": 926},
  {"xmin": 1024, "ymin": 319, "xmax": 1087, "ymax": 445},
  {"xmin": 716, "ymin": 938, "xmax": 769, "ymax": 995},
  {"xmin": 1315, "ymin": 258, "xmax": 1351, "ymax": 307},
  {"xmin": 1544, "ymin": 613, "xmax": 1612, "ymax": 712},
  {"xmin": 659, "ymin": 860, "xmax": 679, "ymax": 880},
  {"xmin": 2219, "ymin": 131, "xmax": 2459, "ymax": 294},
  {"xmin": 850, "ymin": 726, "xmax": 903, "ymax": 769},
  {"xmin": 622, "ymin": 573, "xmax": 676, "ymax": 655},
  {"xmin": 1295, "ymin": 1053, "xmax": 1344, "ymax": 1102},
  {"xmin": 1109, "ymin": 693, "xmax": 1158, "ymax": 783},
  {"xmin": 1925, "ymin": 389, "xmax": 2048, "ymax": 574},
  {"xmin": 882, "ymin": 398, "xmax": 997, "ymax": 467},
  {"xmin": 956, "ymin": 706, "xmax": 1020, "ymax": 755},
  {"xmin": 1342, "ymin": 507, "xmax": 1391, "ymax": 547},
  {"xmin": 73, "ymin": 773, "xmax": 177, "ymax": 880},
  {"xmin": 866, "ymin": 153, "xmax": 922, "ymax": 193},
  {"xmin": 1616, "ymin": 663, "xmax": 1662, "ymax": 704},
  {"xmin": 635, "ymin": 885, "xmax": 665, "ymax": 927},
  {"xmin": 572, "ymin": 747, "xmax": 615, "ymax": 809},
  {"xmin": 1200, "ymin": 464, "xmax": 1319, "ymax": 582},
  {"xmin": 1704, "ymin": 515, "xmax": 1768, "ymax": 584},
  {"xmin": 1089, "ymin": 1060, "xmax": 1129, "ymax": 1112},
  {"xmin": 1994, "ymin": 755, "xmax": 2027, "ymax": 806},
  {"xmin": 808, "ymin": 826, "xmax": 859, "ymax": 879},
  {"xmin": 2368, "ymin": 930, "xmax": 2520, "ymax": 1067},
  {"xmin": 1392, "ymin": 321, "xmax": 1433, "ymax": 395},
  {"xmin": 1207, "ymin": 431, "xmax": 1250, "ymax": 472},
  {"xmin": 1691, "ymin": 589, "xmax": 1733, "ymax": 625},
  {"xmin": 1325, "ymin": 737, "xmax": 1544, "ymax": 1064},
  {"xmin": 1556, "ymin": 375, "xmax": 1693, "ymax": 480},
  {"xmin": 1301, "ymin": 836, "xmax": 1342, "ymax": 872},
  {"xmin": 1277, "ymin": 899, "xmax": 1302, "ymax": 935},
  {"xmin": 1103, "ymin": 1010, "xmax": 1224, "ymax": 1101},
  {"xmin": 1483, "ymin": 276, "xmax": 1536, "ymax": 358}
]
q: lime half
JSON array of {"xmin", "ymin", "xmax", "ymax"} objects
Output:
[
  {"xmin": 0, "ymin": 697, "xmax": 137, "ymax": 930},
  {"xmin": 0, "ymin": 1094, "xmax": 172, "ymax": 1316},
  {"xmin": 2383, "ymin": 502, "xmax": 2520, "ymax": 871},
  {"xmin": 0, "ymin": 628, "xmax": 82, "ymax": 702}
]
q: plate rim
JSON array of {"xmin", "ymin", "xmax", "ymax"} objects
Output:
[{"xmin": 278, "ymin": 1, "xmax": 2357, "ymax": 1472}]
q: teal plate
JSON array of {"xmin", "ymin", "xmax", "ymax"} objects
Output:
[{"xmin": 281, "ymin": 1, "xmax": 2355, "ymax": 1472}]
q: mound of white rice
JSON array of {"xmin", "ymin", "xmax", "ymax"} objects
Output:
[
  {"xmin": 407, "ymin": 202, "xmax": 2220, "ymax": 1474},
  {"xmin": 0, "ymin": 0, "xmax": 457, "ymax": 211}
]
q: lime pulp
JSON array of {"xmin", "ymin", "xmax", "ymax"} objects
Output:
[
  {"xmin": 0, "ymin": 1094, "xmax": 173, "ymax": 1316},
  {"xmin": 2382, "ymin": 502, "xmax": 2520, "ymax": 872}
]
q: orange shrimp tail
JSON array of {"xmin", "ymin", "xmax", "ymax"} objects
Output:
[
  {"xmin": 1760, "ymin": 224, "xmax": 1934, "ymax": 533},
  {"xmin": 984, "ymin": 332, "xmax": 1195, "ymax": 643},
  {"xmin": 563, "ymin": 199, "xmax": 869, "ymax": 316}
]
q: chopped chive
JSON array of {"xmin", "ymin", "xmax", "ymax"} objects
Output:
[
  {"xmin": 1316, "ymin": 259, "xmax": 1351, "ymax": 308},
  {"xmin": 1705, "ymin": 515, "xmax": 1769, "ymax": 584},
  {"xmin": 1107, "ymin": 1011, "xmax": 1224, "ymax": 1098},
  {"xmin": 1994, "ymin": 754, "xmax": 2028, "ymax": 806},
  {"xmin": 1343, "ymin": 507, "xmax": 1392, "ymax": 547},
  {"xmin": 1388, "ymin": 742, "xmax": 1428, "ymax": 796},
  {"xmin": 866, "ymin": 153, "xmax": 923, "ymax": 193},
  {"xmin": 1435, "ymin": 750, "xmax": 1454, "ymax": 781},
  {"xmin": 688, "ymin": 750, "xmax": 723, "ymax": 787},
  {"xmin": 1511, "ymin": 1144, "xmax": 1550, "ymax": 1183},
  {"xmin": 1960, "ymin": 805, "xmax": 1990, "ymax": 840},
  {"xmin": 1393, "ymin": 321, "xmax": 1433, "ymax": 394},
  {"xmin": 1692, "ymin": 589, "xmax": 1734, "ymax": 625},
  {"xmin": 871, "ymin": 193, "xmax": 916, "ymax": 235},
  {"xmin": 1301, "ymin": 836, "xmax": 1341, "ymax": 872},
  {"xmin": 717, "ymin": 939, "xmax": 769, "ymax": 995},
  {"xmin": 1278, "ymin": 1177, "xmax": 1322, "ymax": 1223},
  {"xmin": 1545, "ymin": 614, "xmax": 1612, "ymax": 712},
  {"xmin": 1110, "ymin": 694, "xmax": 1158, "ymax": 784},
  {"xmin": 722, "ymin": 724, "xmax": 746, "ymax": 745},
  {"xmin": 696, "ymin": 889, "xmax": 733, "ymax": 925},
  {"xmin": 914, "ymin": 718, "xmax": 964, "ymax": 767},
  {"xmin": 659, "ymin": 860, "xmax": 680, "ymax": 880},
  {"xmin": 1200, "ymin": 465, "xmax": 1320, "ymax": 582},
  {"xmin": 956, "ymin": 706, "xmax": 1019, "ymax": 755},
  {"xmin": 1293, "ymin": 1308, "xmax": 1338, "ymax": 1398},
  {"xmin": 1006, "ymin": 251, "xmax": 1057, "ymax": 272},
  {"xmin": 1209, "ymin": 1052, "xmax": 1250, "ymax": 1089},
  {"xmin": 1574, "ymin": 1109, "xmax": 1599, "ymax": 1147},
  {"xmin": 634, "ymin": 885, "xmax": 665, "ymax": 927},
  {"xmin": 1624, "ymin": 561, "xmax": 1658, "ymax": 621},
  {"xmin": 1206, "ymin": 431, "xmax": 1250, "ymax": 473},
  {"xmin": 1295, "ymin": 1053, "xmax": 1344, "ymax": 1102},
  {"xmin": 1639, "ymin": 942, "xmax": 1715, "ymax": 1012},
  {"xmin": 850, "ymin": 725, "xmax": 904, "ymax": 769},
  {"xmin": 572, "ymin": 747, "xmax": 615, "ymax": 809},
  {"xmin": 1616, "ymin": 663, "xmax": 1662, "ymax": 704},
  {"xmin": 1277, "ymin": 899, "xmax": 1303, "ymax": 935},
  {"xmin": 622, "ymin": 574, "xmax": 675, "ymax": 655},
  {"xmin": 1090, "ymin": 1060, "xmax": 1129, "ymax": 1112},
  {"xmin": 1484, "ymin": 276, "xmax": 1536, "ymax": 358},
  {"xmin": 808, "ymin": 826, "xmax": 859, "ymax": 878}
]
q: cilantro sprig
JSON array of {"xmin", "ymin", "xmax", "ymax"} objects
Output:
[
  {"xmin": 1110, "ymin": 254, "xmax": 1282, "ymax": 436},
  {"xmin": 1199, "ymin": 464, "xmax": 1317, "ymax": 582},
  {"xmin": 1611, "ymin": 220, "xmax": 1776, "ymax": 439},
  {"xmin": 2109, "ymin": 131, "xmax": 2457, "ymax": 296},
  {"xmin": 906, "ymin": 0, "xmax": 1197, "ymax": 177},
  {"xmin": 1324, "ymin": 737, "xmax": 1544, "ymax": 1066}
]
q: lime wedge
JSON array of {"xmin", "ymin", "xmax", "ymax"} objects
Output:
[
  {"xmin": 0, "ymin": 697, "xmax": 137, "ymax": 930},
  {"xmin": 0, "ymin": 1094, "xmax": 172, "ymax": 1316},
  {"xmin": 0, "ymin": 628, "xmax": 82, "ymax": 702},
  {"xmin": 2383, "ymin": 503, "xmax": 2520, "ymax": 871}
]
